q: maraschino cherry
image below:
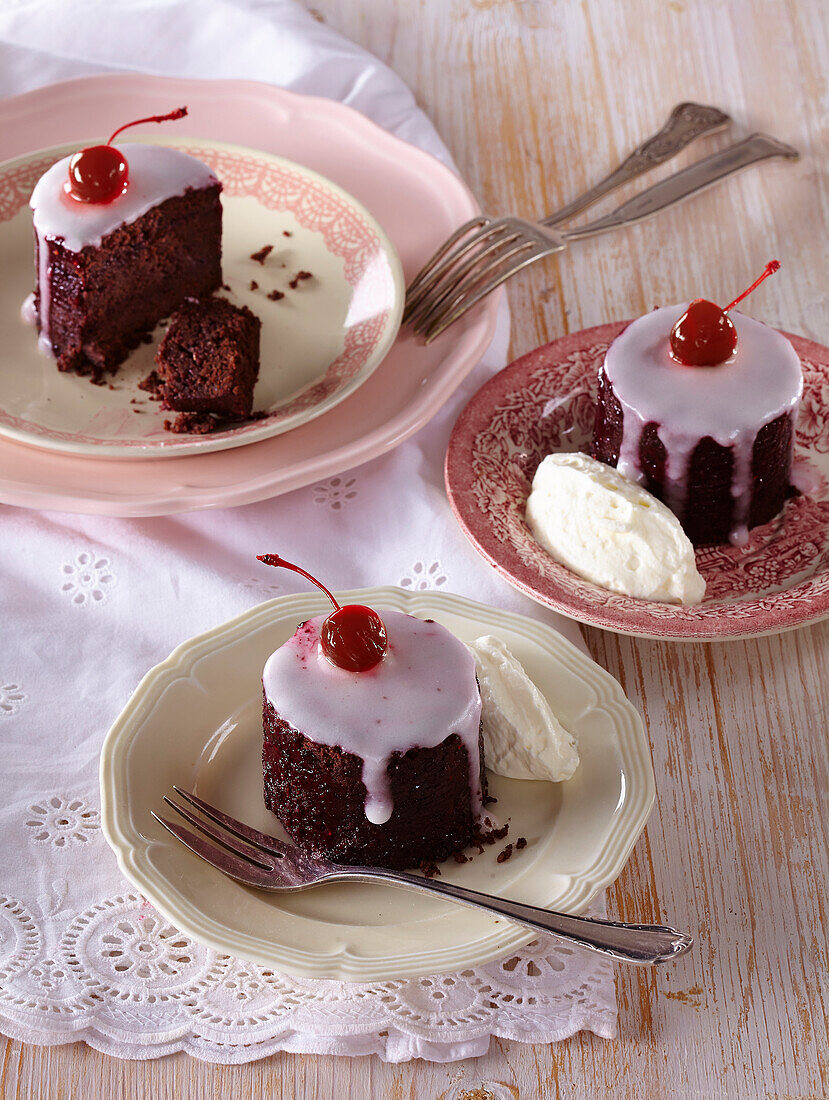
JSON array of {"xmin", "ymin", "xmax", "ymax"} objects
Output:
[
  {"xmin": 66, "ymin": 106, "xmax": 188, "ymax": 204},
  {"xmin": 258, "ymin": 554, "xmax": 388, "ymax": 673},
  {"xmin": 669, "ymin": 260, "xmax": 781, "ymax": 367}
]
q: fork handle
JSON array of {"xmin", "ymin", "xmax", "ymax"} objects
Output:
[
  {"xmin": 337, "ymin": 868, "xmax": 692, "ymax": 966},
  {"xmin": 561, "ymin": 132, "xmax": 799, "ymax": 243},
  {"xmin": 543, "ymin": 101, "xmax": 730, "ymax": 228}
]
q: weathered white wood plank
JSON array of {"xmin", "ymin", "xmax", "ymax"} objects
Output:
[{"xmin": 6, "ymin": 0, "xmax": 828, "ymax": 1096}]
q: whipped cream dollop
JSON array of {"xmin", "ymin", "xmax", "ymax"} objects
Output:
[
  {"xmin": 525, "ymin": 452, "xmax": 706, "ymax": 604},
  {"xmin": 467, "ymin": 635, "xmax": 579, "ymax": 783}
]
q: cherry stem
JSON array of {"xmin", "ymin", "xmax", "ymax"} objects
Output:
[
  {"xmin": 724, "ymin": 260, "xmax": 781, "ymax": 313},
  {"xmin": 257, "ymin": 554, "xmax": 341, "ymax": 611},
  {"xmin": 107, "ymin": 106, "xmax": 188, "ymax": 145}
]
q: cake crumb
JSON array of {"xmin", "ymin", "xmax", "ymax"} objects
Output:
[
  {"xmin": 471, "ymin": 820, "xmax": 509, "ymax": 853},
  {"xmin": 420, "ymin": 861, "xmax": 441, "ymax": 878},
  {"xmin": 250, "ymin": 244, "xmax": 274, "ymax": 264},
  {"xmin": 249, "ymin": 280, "xmax": 259, "ymax": 291},
  {"xmin": 288, "ymin": 270, "xmax": 313, "ymax": 289},
  {"xmin": 282, "ymin": 230, "xmax": 293, "ymax": 237},
  {"xmin": 138, "ymin": 370, "xmax": 163, "ymax": 398},
  {"xmin": 496, "ymin": 844, "xmax": 514, "ymax": 864},
  {"xmin": 515, "ymin": 836, "xmax": 527, "ymax": 850},
  {"xmin": 267, "ymin": 289, "xmax": 285, "ymax": 301},
  {"xmin": 221, "ymin": 283, "xmax": 231, "ymax": 291},
  {"xmin": 164, "ymin": 412, "xmax": 219, "ymax": 435},
  {"xmin": 453, "ymin": 852, "xmax": 469, "ymax": 864},
  {"xmin": 484, "ymin": 795, "xmax": 498, "ymax": 806}
]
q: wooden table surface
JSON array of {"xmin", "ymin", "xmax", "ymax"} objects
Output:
[{"xmin": 3, "ymin": 1, "xmax": 828, "ymax": 1096}]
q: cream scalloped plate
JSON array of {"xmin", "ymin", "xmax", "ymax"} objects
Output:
[
  {"xmin": 0, "ymin": 136, "xmax": 403, "ymax": 458},
  {"xmin": 100, "ymin": 587, "xmax": 654, "ymax": 983}
]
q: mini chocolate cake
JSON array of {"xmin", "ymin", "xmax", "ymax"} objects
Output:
[
  {"xmin": 262, "ymin": 611, "xmax": 486, "ymax": 870},
  {"xmin": 591, "ymin": 305, "xmax": 802, "ymax": 546},
  {"xmin": 27, "ymin": 144, "xmax": 222, "ymax": 381},
  {"xmin": 155, "ymin": 297, "xmax": 261, "ymax": 420}
]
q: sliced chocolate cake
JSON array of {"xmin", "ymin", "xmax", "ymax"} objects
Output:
[
  {"xmin": 155, "ymin": 296, "xmax": 260, "ymax": 422},
  {"xmin": 28, "ymin": 143, "xmax": 222, "ymax": 381}
]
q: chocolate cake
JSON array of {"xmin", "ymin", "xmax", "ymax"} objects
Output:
[
  {"xmin": 27, "ymin": 144, "xmax": 222, "ymax": 381},
  {"xmin": 155, "ymin": 297, "xmax": 261, "ymax": 421},
  {"xmin": 591, "ymin": 305, "xmax": 802, "ymax": 546},
  {"xmin": 262, "ymin": 611, "xmax": 486, "ymax": 870}
]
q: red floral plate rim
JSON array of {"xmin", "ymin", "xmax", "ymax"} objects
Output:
[{"xmin": 445, "ymin": 320, "xmax": 829, "ymax": 640}]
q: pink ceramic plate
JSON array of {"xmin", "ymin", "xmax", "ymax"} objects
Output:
[
  {"xmin": 446, "ymin": 321, "xmax": 829, "ymax": 640},
  {"xmin": 0, "ymin": 75, "xmax": 499, "ymax": 511}
]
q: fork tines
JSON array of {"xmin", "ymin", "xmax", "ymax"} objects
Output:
[{"xmin": 151, "ymin": 786, "xmax": 289, "ymax": 888}]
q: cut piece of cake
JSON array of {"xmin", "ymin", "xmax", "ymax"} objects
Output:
[
  {"xmin": 155, "ymin": 297, "xmax": 261, "ymax": 422},
  {"xmin": 262, "ymin": 610, "xmax": 486, "ymax": 870},
  {"xmin": 591, "ymin": 304, "xmax": 802, "ymax": 546},
  {"xmin": 28, "ymin": 143, "xmax": 222, "ymax": 381}
]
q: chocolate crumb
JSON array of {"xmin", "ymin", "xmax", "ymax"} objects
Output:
[
  {"xmin": 496, "ymin": 844, "xmax": 514, "ymax": 864},
  {"xmin": 453, "ymin": 852, "xmax": 469, "ymax": 864},
  {"xmin": 267, "ymin": 289, "xmax": 285, "ymax": 301},
  {"xmin": 221, "ymin": 283, "xmax": 231, "ymax": 292},
  {"xmin": 420, "ymin": 861, "xmax": 441, "ymax": 878},
  {"xmin": 163, "ymin": 411, "xmax": 219, "ymax": 435},
  {"xmin": 139, "ymin": 370, "xmax": 163, "ymax": 397},
  {"xmin": 288, "ymin": 270, "xmax": 313, "ymax": 290},
  {"xmin": 132, "ymin": 408, "xmax": 143, "ymax": 413},
  {"xmin": 250, "ymin": 245, "xmax": 274, "ymax": 264},
  {"xmin": 137, "ymin": 371, "xmax": 162, "ymax": 402},
  {"xmin": 283, "ymin": 230, "xmax": 292, "ymax": 237},
  {"xmin": 249, "ymin": 280, "xmax": 259, "ymax": 291},
  {"xmin": 484, "ymin": 795, "xmax": 498, "ymax": 806},
  {"xmin": 471, "ymin": 820, "xmax": 509, "ymax": 852},
  {"xmin": 515, "ymin": 837, "xmax": 527, "ymax": 850}
]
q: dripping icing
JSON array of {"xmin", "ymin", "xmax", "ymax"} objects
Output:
[{"xmin": 262, "ymin": 611, "xmax": 483, "ymax": 826}]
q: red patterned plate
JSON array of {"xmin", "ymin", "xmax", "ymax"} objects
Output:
[{"xmin": 445, "ymin": 321, "xmax": 829, "ymax": 640}]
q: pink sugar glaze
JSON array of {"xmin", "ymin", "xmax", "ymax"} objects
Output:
[
  {"xmin": 27, "ymin": 143, "xmax": 218, "ymax": 354},
  {"xmin": 263, "ymin": 610, "xmax": 483, "ymax": 826},
  {"xmin": 604, "ymin": 304, "xmax": 803, "ymax": 544}
]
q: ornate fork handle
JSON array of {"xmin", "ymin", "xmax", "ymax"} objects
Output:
[
  {"xmin": 327, "ymin": 866, "xmax": 692, "ymax": 966},
  {"xmin": 561, "ymin": 132, "xmax": 799, "ymax": 242},
  {"xmin": 543, "ymin": 102, "xmax": 730, "ymax": 227}
]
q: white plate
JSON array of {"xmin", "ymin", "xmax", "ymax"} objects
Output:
[
  {"xmin": 100, "ymin": 587, "xmax": 654, "ymax": 982},
  {"xmin": 0, "ymin": 137, "xmax": 403, "ymax": 458}
]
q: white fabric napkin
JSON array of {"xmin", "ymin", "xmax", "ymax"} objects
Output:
[{"xmin": 0, "ymin": 0, "xmax": 616, "ymax": 1062}]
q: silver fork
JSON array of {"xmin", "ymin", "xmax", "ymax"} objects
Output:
[
  {"xmin": 405, "ymin": 101, "xmax": 730, "ymax": 323},
  {"xmin": 153, "ymin": 786, "xmax": 693, "ymax": 967},
  {"xmin": 407, "ymin": 131, "xmax": 799, "ymax": 342}
]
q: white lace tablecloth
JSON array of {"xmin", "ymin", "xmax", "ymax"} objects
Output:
[{"xmin": 0, "ymin": 0, "xmax": 616, "ymax": 1062}]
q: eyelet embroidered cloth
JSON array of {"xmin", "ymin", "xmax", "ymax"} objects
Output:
[{"xmin": 0, "ymin": 0, "xmax": 616, "ymax": 1063}]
